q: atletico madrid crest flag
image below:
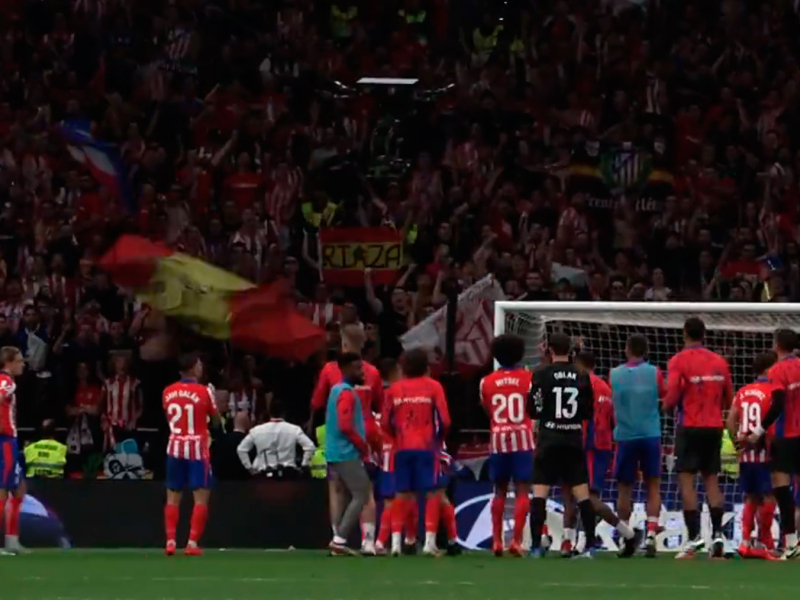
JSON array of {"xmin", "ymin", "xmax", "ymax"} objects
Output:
[
  {"xmin": 99, "ymin": 235, "xmax": 324, "ymax": 362},
  {"xmin": 319, "ymin": 227, "xmax": 403, "ymax": 286}
]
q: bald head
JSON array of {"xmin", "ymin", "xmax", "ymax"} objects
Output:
[
  {"xmin": 233, "ymin": 411, "xmax": 251, "ymax": 433},
  {"xmin": 341, "ymin": 323, "xmax": 366, "ymax": 354}
]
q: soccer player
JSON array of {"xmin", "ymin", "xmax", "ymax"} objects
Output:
[
  {"xmin": 610, "ymin": 336, "xmax": 664, "ymax": 558},
  {"xmin": 479, "ymin": 333, "xmax": 534, "ymax": 557},
  {"xmin": 664, "ymin": 317, "xmax": 733, "ymax": 559},
  {"xmin": 527, "ymin": 333, "xmax": 597, "ymax": 558},
  {"xmin": 726, "ymin": 352, "xmax": 779, "ymax": 559},
  {"xmin": 310, "ymin": 324, "xmax": 382, "ymax": 553},
  {"xmin": 0, "ymin": 347, "xmax": 25, "ymax": 554},
  {"xmin": 434, "ymin": 445, "xmax": 461, "ymax": 555},
  {"xmin": 382, "ymin": 348, "xmax": 451, "ymax": 556},
  {"xmin": 561, "ymin": 350, "xmax": 639, "ymax": 558},
  {"xmin": 163, "ymin": 353, "xmax": 220, "ymax": 556},
  {"xmin": 747, "ymin": 329, "xmax": 800, "ymax": 559},
  {"xmin": 374, "ymin": 425, "xmax": 396, "ymax": 555},
  {"xmin": 375, "ymin": 358, "xmax": 400, "ymax": 555},
  {"xmin": 325, "ymin": 352, "xmax": 373, "ymax": 555}
]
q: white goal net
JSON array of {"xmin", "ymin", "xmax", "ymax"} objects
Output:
[{"xmin": 495, "ymin": 301, "xmax": 798, "ymax": 552}]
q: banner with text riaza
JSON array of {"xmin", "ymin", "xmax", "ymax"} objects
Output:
[{"xmin": 319, "ymin": 227, "xmax": 403, "ymax": 286}]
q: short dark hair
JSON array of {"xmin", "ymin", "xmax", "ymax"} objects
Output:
[
  {"xmin": 337, "ymin": 351, "xmax": 362, "ymax": 370},
  {"xmin": 178, "ymin": 352, "xmax": 201, "ymax": 373},
  {"xmin": 684, "ymin": 317, "xmax": 706, "ymax": 342},
  {"xmin": 378, "ymin": 357, "xmax": 398, "ymax": 381},
  {"xmin": 548, "ymin": 332, "xmax": 571, "ymax": 357},
  {"xmin": 753, "ymin": 351, "xmax": 777, "ymax": 376},
  {"xmin": 402, "ymin": 348, "xmax": 429, "ymax": 378},
  {"xmin": 774, "ymin": 329, "xmax": 798, "ymax": 353},
  {"xmin": 492, "ymin": 334, "xmax": 526, "ymax": 368},
  {"xmin": 575, "ymin": 350, "xmax": 596, "ymax": 370},
  {"xmin": 268, "ymin": 396, "xmax": 284, "ymax": 419},
  {"xmin": 627, "ymin": 334, "xmax": 648, "ymax": 358}
]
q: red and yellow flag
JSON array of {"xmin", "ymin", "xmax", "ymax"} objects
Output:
[
  {"xmin": 319, "ymin": 227, "xmax": 403, "ymax": 286},
  {"xmin": 100, "ymin": 235, "xmax": 324, "ymax": 362}
]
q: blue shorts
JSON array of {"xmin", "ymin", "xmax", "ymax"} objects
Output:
[
  {"xmin": 394, "ymin": 450, "xmax": 436, "ymax": 493},
  {"xmin": 165, "ymin": 456, "xmax": 214, "ymax": 491},
  {"xmin": 587, "ymin": 449, "xmax": 613, "ymax": 493},
  {"xmin": 795, "ymin": 481, "xmax": 800, "ymax": 505},
  {"xmin": 740, "ymin": 463, "xmax": 772, "ymax": 496},
  {"xmin": 0, "ymin": 437, "xmax": 20, "ymax": 491},
  {"xmin": 376, "ymin": 469, "xmax": 396, "ymax": 499},
  {"xmin": 614, "ymin": 437, "xmax": 661, "ymax": 484},
  {"xmin": 488, "ymin": 451, "xmax": 534, "ymax": 485}
]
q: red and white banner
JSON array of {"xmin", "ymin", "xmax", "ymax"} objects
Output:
[{"xmin": 400, "ymin": 275, "xmax": 505, "ymax": 371}]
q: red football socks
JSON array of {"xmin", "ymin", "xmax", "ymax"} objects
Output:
[
  {"xmin": 646, "ymin": 516, "xmax": 659, "ymax": 535},
  {"xmin": 759, "ymin": 499, "xmax": 776, "ymax": 549},
  {"xmin": 424, "ymin": 496, "xmax": 440, "ymax": 535},
  {"xmin": 491, "ymin": 496, "xmax": 505, "ymax": 546},
  {"xmin": 392, "ymin": 498, "xmax": 409, "ymax": 535},
  {"xmin": 164, "ymin": 504, "xmax": 179, "ymax": 542},
  {"xmin": 378, "ymin": 502, "xmax": 393, "ymax": 546},
  {"xmin": 406, "ymin": 501, "xmax": 418, "ymax": 541},
  {"xmin": 440, "ymin": 500, "xmax": 457, "ymax": 541},
  {"xmin": 5, "ymin": 496, "xmax": 20, "ymax": 536},
  {"xmin": 513, "ymin": 494, "xmax": 530, "ymax": 544},
  {"xmin": 742, "ymin": 500, "xmax": 757, "ymax": 540},
  {"xmin": 188, "ymin": 504, "xmax": 208, "ymax": 544}
]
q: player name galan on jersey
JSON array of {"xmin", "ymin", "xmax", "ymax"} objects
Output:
[{"xmin": 164, "ymin": 389, "xmax": 205, "ymax": 404}]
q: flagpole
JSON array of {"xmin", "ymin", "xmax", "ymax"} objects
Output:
[{"xmin": 443, "ymin": 275, "xmax": 458, "ymax": 375}]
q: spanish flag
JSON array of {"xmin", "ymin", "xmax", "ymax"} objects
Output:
[
  {"xmin": 100, "ymin": 235, "xmax": 324, "ymax": 361},
  {"xmin": 319, "ymin": 227, "xmax": 403, "ymax": 286}
]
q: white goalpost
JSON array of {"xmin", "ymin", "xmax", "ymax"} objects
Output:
[{"xmin": 494, "ymin": 301, "xmax": 799, "ymax": 552}]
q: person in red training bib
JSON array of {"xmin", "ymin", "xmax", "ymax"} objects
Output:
[
  {"xmin": 748, "ymin": 329, "xmax": 800, "ymax": 559},
  {"xmin": 727, "ymin": 352, "xmax": 780, "ymax": 560},
  {"xmin": 382, "ymin": 349, "xmax": 451, "ymax": 556},
  {"xmin": 163, "ymin": 353, "xmax": 220, "ymax": 557},
  {"xmin": 664, "ymin": 317, "xmax": 732, "ymax": 559},
  {"xmin": 479, "ymin": 334, "xmax": 533, "ymax": 557},
  {"xmin": 309, "ymin": 324, "xmax": 382, "ymax": 554},
  {"xmin": 0, "ymin": 347, "xmax": 25, "ymax": 554}
]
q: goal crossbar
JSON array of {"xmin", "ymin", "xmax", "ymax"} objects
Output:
[{"xmin": 495, "ymin": 301, "xmax": 800, "ymax": 336}]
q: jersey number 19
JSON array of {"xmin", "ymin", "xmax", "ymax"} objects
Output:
[{"xmin": 739, "ymin": 402, "xmax": 761, "ymax": 435}]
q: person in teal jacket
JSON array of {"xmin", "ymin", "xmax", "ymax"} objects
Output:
[{"xmin": 325, "ymin": 352, "xmax": 371, "ymax": 555}]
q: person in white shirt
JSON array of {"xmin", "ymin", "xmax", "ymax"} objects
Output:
[{"xmin": 237, "ymin": 399, "xmax": 315, "ymax": 480}]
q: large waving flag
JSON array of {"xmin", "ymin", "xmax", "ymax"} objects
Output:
[
  {"xmin": 100, "ymin": 236, "xmax": 324, "ymax": 362},
  {"xmin": 60, "ymin": 119, "xmax": 134, "ymax": 211},
  {"xmin": 400, "ymin": 275, "xmax": 505, "ymax": 373}
]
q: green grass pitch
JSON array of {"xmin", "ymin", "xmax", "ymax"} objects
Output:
[{"xmin": 1, "ymin": 550, "xmax": 796, "ymax": 600}]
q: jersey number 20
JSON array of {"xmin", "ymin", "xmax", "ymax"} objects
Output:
[
  {"xmin": 167, "ymin": 403, "xmax": 196, "ymax": 435},
  {"xmin": 491, "ymin": 393, "xmax": 525, "ymax": 424},
  {"xmin": 553, "ymin": 387, "xmax": 579, "ymax": 419}
]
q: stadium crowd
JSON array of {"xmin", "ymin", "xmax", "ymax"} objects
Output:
[{"xmin": 1, "ymin": 0, "xmax": 800, "ymax": 477}]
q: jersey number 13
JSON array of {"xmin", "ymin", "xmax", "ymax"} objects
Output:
[{"xmin": 553, "ymin": 387, "xmax": 579, "ymax": 419}]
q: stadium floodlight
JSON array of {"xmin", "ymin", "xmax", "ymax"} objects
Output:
[
  {"xmin": 356, "ymin": 77, "xmax": 419, "ymax": 86},
  {"xmin": 494, "ymin": 301, "xmax": 796, "ymax": 552}
]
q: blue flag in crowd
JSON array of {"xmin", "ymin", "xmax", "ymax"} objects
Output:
[{"xmin": 59, "ymin": 119, "xmax": 135, "ymax": 212}]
